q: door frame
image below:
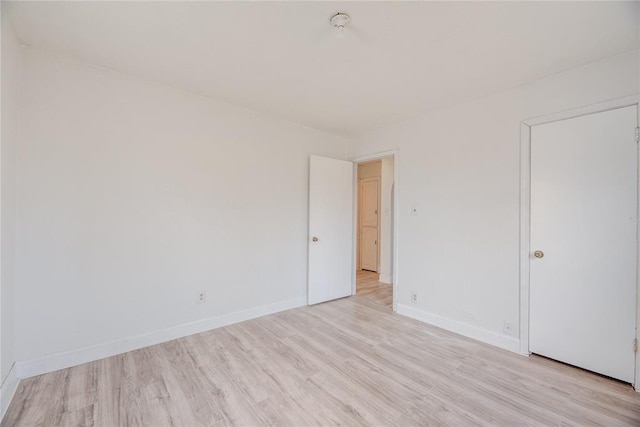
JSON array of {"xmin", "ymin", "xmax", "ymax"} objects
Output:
[
  {"xmin": 350, "ymin": 149, "xmax": 399, "ymax": 312},
  {"xmin": 519, "ymin": 95, "xmax": 640, "ymax": 387},
  {"xmin": 359, "ymin": 176, "xmax": 381, "ymax": 272}
]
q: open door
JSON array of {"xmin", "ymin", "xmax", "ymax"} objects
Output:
[{"xmin": 308, "ymin": 155, "xmax": 353, "ymax": 305}]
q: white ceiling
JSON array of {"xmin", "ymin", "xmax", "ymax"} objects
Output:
[{"xmin": 5, "ymin": 1, "xmax": 639, "ymax": 136}]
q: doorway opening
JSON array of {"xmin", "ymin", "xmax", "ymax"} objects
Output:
[{"xmin": 353, "ymin": 157, "xmax": 395, "ymax": 310}]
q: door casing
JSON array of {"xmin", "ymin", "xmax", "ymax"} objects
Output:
[{"xmin": 519, "ymin": 95, "xmax": 640, "ymax": 388}]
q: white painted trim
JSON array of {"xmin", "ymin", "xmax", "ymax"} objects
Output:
[
  {"xmin": 379, "ymin": 273, "xmax": 392, "ymax": 285},
  {"xmin": 17, "ymin": 296, "xmax": 306, "ymax": 379},
  {"xmin": 523, "ymin": 95, "xmax": 640, "ymax": 127},
  {"xmin": 519, "ymin": 122, "xmax": 531, "ymax": 356},
  {"xmin": 635, "ymin": 102, "xmax": 640, "ymax": 392},
  {"xmin": 0, "ymin": 363, "xmax": 19, "ymax": 422},
  {"xmin": 636, "ymin": 101, "xmax": 640, "ymax": 392},
  {"xmin": 519, "ymin": 95, "xmax": 640, "ymax": 386},
  {"xmin": 350, "ymin": 149, "xmax": 399, "ymax": 312},
  {"xmin": 397, "ymin": 304, "xmax": 521, "ymax": 354},
  {"xmin": 356, "ymin": 179, "xmax": 361, "ymax": 271}
]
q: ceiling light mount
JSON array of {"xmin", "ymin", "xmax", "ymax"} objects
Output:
[{"xmin": 330, "ymin": 12, "xmax": 350, "ymax": 38}]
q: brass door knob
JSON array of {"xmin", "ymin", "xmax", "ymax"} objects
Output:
[
  {"xmin": 533, "ymin": 250, "xmax": 544, "ymax": 259},
  {"xmin": 312, "ymin": 237, "xmax": 319, "ymax": 242}
]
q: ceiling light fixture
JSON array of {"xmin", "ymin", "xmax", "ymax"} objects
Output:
[{"xmin": 329, "ymin": 12, "xmax": 350, "ymax": 39}]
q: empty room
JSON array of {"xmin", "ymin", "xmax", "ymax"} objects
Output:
[{"xmin": 1, "ymin": 1, "xmax": 639, "ymax": 425}]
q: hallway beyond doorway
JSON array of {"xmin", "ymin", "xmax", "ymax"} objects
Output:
[{"xmin": 356, "ymin": 270, "xmax": 392, "ymax": 309}]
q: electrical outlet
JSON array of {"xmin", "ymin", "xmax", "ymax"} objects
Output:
[
  {"xmin": 411, "ymin": 290, "xmax": 417, "ymax": 303},
  {"xmin": 197, "ymin": 290, "xmax": 206, "ymax": 304},
  {"xmin": 503, "ymin": 321, "xmax": 513, "ymax": 335}
]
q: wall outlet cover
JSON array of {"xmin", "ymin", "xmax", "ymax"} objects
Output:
[{"xmin": 197, "ymin": 290, "xmax": 206, "ymax": 304}]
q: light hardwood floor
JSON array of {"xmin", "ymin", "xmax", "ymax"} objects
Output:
[
  {"xmin": 356, "ymin": 270, "xmax": 392, "ymax": 309},
  {"xmin": 5, "ymin": 286, "xmax": 640, "ymax": 426}
]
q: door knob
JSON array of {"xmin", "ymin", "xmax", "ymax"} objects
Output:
[
  {"xmin": 312, "ymin": 237, "xmax": 319, "ymax": 242},
  {"xmin": 533, "ymin": 250, "xmax": 544, "ymax": 259}
]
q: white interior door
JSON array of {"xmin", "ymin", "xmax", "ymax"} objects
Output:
[
  {"xmin": 360, "ymin": 178, "xmax": 379, "ymax": 272},
  {"xmin": 308, "ymin": 155, "xmax": 353, "ymax": 305},
  {"xmin": 530, "ymin": 105, "xmax": 638, "ymax": 383}
]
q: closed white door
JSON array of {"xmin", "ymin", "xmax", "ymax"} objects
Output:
[
  {"xmin": 530, "ymin": 105, "xmax": 638, "ymax": 383},
  {"xmin": 360, "ymin": 178, "xmax": 379, "ymax": 272},
  {"xmin": 308, "ymin": 155, "xmax": 353, "ymax": 305}
]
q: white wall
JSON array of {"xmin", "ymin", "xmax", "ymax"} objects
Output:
[
  {"xmin": 379, "ymin": 158, "xmax": 394, "ymax": 284},
  {"xmin": 350, "ymin": 50, "xmax": 639, "ymax": 352},
  {"xmin": 14, "ymin": 48, "xmax": 348, "ymax": 373},
  {"xmin": 0, "ymin": 8, "xmax": 21, "ymax": 415}
]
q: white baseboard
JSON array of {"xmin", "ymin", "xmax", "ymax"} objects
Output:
[
  {"xmin": 0, "ymin": 363, "xmax": 19, "ymax": 422},
  {"xmin": 17, "ymin": 296, "xmax": 306, "ymax": 379},
  {"xmin": 396, "ymin": 304, "xmax": 521, "ymax": 354},
  {"xmin": 379, "ymin": 273, "xmax": 392, "ymax": 284}
]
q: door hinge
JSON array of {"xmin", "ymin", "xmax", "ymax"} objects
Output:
[
  {"xmin": 634, "ymin": 338, "xmax": 638, "ymax": 353},
  {"xmin": 636, "ymin": 127, "xmax": 639, "ymax": 143},
  {"xmin": 374, "ymin": 240, "xmax": 377, "ymax": 245}
]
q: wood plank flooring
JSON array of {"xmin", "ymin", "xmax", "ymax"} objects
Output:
[
  {"xmin": 5, "ymin": 284, "xmax": 640, "ymax": 426},
  {"xmin": 356, "ymin": 270, "xmax": 392, "ymax": 309}
]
